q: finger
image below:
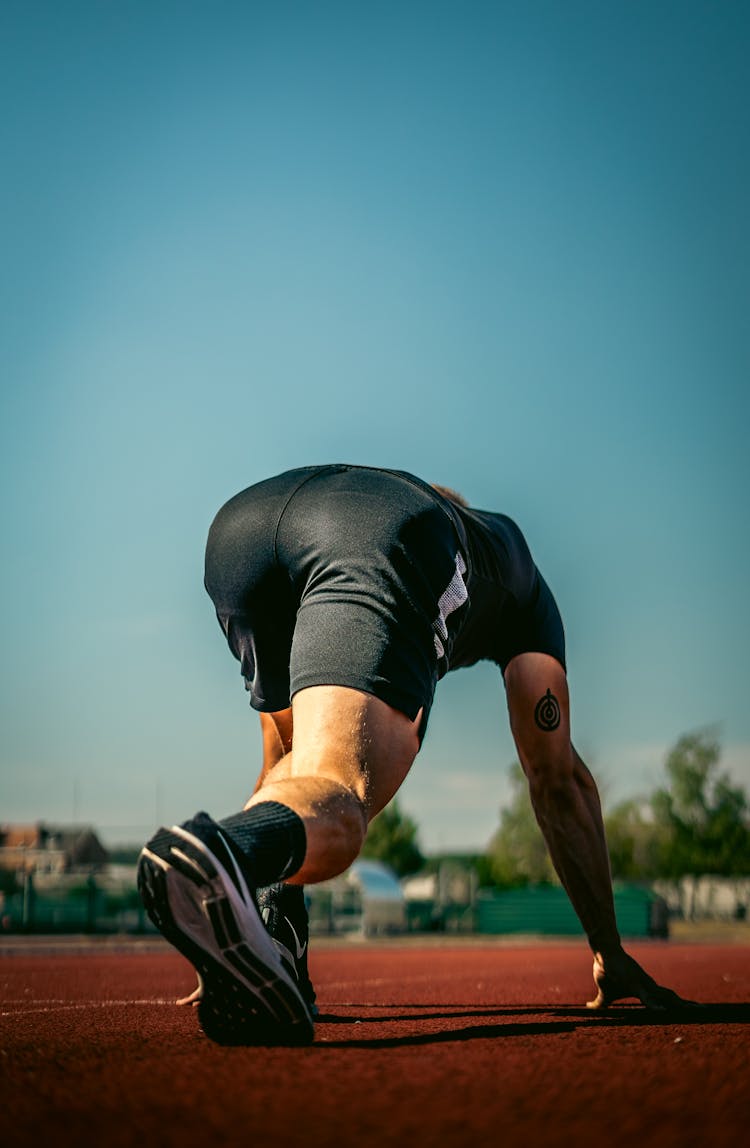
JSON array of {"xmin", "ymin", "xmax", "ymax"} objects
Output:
[
  {"xmin": 586, "ymin": 989, "xmax": 608, "ymax": 1010},
  {"xmin": 599, "ymin": 978, "xmax": 701, "ymax": 1012},
  {"xmin": 642, "ymin": 985, "xmax": 703, "ymax": 1011}
]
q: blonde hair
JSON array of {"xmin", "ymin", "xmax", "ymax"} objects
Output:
[{"xmin": 431, "ymin": 484, "xmax": 469, "ymax": 508}]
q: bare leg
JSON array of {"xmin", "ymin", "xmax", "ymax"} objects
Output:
[{"xmin": 244, "ymin": 685, "xmax": 421, "ymax": 883}]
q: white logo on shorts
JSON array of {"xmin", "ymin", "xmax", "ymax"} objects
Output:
[{"xmin": 432, "ymin": 552, "xmax": 468, "ymax": 659}]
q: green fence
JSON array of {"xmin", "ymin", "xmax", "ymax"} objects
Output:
[
  {"xmin": 1, "ymin": 873, "xmax": 668, "ymax": 938},
  {"xmin": 0, "ymin": 874, "xmax": 151, "ymax": 935},
  {"xmin": 476, "ymin": 883, "xmax": 668, "ymax": 938}
]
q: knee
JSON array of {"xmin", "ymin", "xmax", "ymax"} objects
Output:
[{"xmin": 308, "ymin": 774, "xmax": 369, "ymax": 842}]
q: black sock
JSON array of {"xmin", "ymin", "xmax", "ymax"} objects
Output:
[{"xmin": 219, "ymin": 802, "xmax": 306, "ymax": 888}]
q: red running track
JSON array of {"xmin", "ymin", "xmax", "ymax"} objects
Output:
[{"xmin": 1, "ymin": 941, "xmax": 748, "ymax": 1148}]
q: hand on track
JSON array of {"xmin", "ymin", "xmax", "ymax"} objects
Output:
[{"xmin": 587, "ymin": 950, "xmax": 700, "ymax": 1011}]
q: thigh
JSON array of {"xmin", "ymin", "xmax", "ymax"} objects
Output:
[
  {"xmin": 278, "ymin": 466, "xmax": 465, "ymax": 732},
  {"xmin": 286, "ymin": 685, "xmax": 422, "ymax": 820}
]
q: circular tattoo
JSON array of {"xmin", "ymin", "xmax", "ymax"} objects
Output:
[{"xmin": 534, "ymin": 688, "xmax": 561, "ymax": 732}]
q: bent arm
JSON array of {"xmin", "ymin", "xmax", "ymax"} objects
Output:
[{"xmin": 527, "ymin": 747, "xmax": 620, "ymax": 955}]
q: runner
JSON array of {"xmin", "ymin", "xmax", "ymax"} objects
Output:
[{"xmin": 138, "ymin": 464, "xmax": 692, "ymax": 1044}]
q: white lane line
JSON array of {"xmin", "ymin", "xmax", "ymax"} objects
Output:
[
  {"xmin": 0, "ymin": 999, "xmax": 176, "ymax": 1018},
  {"xmin": 319, "ymin": 975, "xmax": 438, "ymax": 990},
  {"xmin": 1, "ymin": 973, "xmax": 446, "ymax": 1018}
]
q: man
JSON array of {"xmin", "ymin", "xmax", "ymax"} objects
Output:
[{"xmin": 138, "ymin": 464, "xmax": 691, "ymax": 1045}]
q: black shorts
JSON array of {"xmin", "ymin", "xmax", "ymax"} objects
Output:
[{"xmin": 204, "ymin": 465, "xmax": 468, "ymax": 733}]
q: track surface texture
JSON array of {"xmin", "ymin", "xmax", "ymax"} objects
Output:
[{"xmin": 2, "ymin": 940, "xmax": 748, "ymax": 1147}]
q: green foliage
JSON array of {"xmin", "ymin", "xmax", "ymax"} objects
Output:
[
  {"xmin": 484, "ymin": 731, "xmax": 750, "ymax": 887},
  {"xmin": 650, "ymin": 731, "xmax": 750, "ymax": 878},
  {"xmin": 605, "ymin": 798, "xmax": 669, "ymax": 880},
  {"xmin": 484, "ymin": 763, "xmax": 557, "ymax": 887},
  {"xmin": 604, "ymin": 730, "xmax": 750, "ymax": 880},
  {"xmin": 361, "ymin": 799, "xmax": 425, "ymax": 877}
]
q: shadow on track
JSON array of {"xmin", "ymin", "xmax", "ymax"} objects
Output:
[{"xmin": 313, "ymin": 1002, "xmax": 750, "ymax": 1048}]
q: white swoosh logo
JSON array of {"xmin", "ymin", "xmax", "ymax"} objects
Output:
[{"xmin": 284, "ymin": 915, "xmax": 307, "ymax": 960}]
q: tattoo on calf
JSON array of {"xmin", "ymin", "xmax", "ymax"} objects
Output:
[{"xmin": 534, "ymin": 688, "xmax": 561, "ymax": 732}]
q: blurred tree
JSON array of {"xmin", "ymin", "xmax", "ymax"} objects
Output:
[
  {"xmin": 483, "ymin": 731, "xmax": 750, "ymax": 890},
  {"xmin": 484, "ymin": 763, "xmax": 556, "ymax": 887},
  {"xmin": 651, "ymin": 730, "xmax": 750, "ymax": 879},
  {"xmin": 361, "ymin": 799, "xmax": 425, "ymax": 877},
  {"xmin": 605, "ymin": 797, "xmax": 668, "ymax": 880}
]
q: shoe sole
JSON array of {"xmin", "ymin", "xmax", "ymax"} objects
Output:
[{"xmin": 137, "ymin": 825, "xmax": 314, "ymax": 1046}]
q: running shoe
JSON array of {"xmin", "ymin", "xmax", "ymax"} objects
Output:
[
  {"xmin": 257, "ymin": 882, "xmax": 318, "ymax": 1017},
  {"xmin": 137, "ymin": 811, "xmax": 314, "ymax": 1045}
]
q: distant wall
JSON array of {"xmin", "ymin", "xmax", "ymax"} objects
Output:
[
  {"xmin": 652, "ymin": 876, "xmax": 750, "ymax": 921},
  {"xmin": 476, "ymin": 884, "xmax": 667, "ymax": 938}
]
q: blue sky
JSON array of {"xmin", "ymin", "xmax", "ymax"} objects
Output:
[{"xmin": 2, "ymin": 1, "xmax": 748, "ymax": 851}]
